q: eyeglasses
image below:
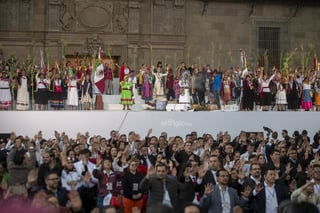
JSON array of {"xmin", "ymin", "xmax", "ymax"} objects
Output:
[{"xmin": 47, "ymin": 178, "xmax": 59, "ymax": 181}]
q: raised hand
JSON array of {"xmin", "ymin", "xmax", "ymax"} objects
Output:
[
  {"xmin": 255, "ymin": 183, "xmax": 264, "ymax": 194},
  {"xmin": 241, "ymin": 185, "xmax": 252, "ymax": 198},
  {"xmin": 198, "ymin": 165, "xmax": 207, "ymax": 179},
  {"xmin": 146, "ymin": 165, "xmax": 155, "ymax": 179},
  {"xmin": 204, "ymin": 183, "xmax": 213, "ymax": 196}
]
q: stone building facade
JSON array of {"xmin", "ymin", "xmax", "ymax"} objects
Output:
[{"xmin": 0, "ymin": 0, "xmax": 319, "ymax": 73}]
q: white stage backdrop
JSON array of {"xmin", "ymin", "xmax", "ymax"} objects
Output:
[{"xmin": 1, "ymin": 111, "xmax": 320, "ymax": 140}]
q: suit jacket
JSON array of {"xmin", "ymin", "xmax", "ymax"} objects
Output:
[
  {"xmin": 178, "ymin": 175, "xmax": 201, "ymax": 205},
  {"xmin": 139, "ymin": 175, "xmax": 186, "ymax": 212},
  {"xmin": 200, "ymin": 170, "xmax": 217, "ymax": 196},
  {"xmin": 200, "ymin": 185, "xmax": 247, "ymax": 213},
  {"xmin": 252, "ymin": 183, "xmax": 290, "ymax": 213}
]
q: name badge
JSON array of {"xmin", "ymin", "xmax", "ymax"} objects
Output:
[{"xmin": 106, "ymin": 183, "xmax": 113, "ymax": 190}]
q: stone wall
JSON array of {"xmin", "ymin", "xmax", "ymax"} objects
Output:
[{"xmin": 0, "ymin": 0, "xmax": 319, "ymax": 71}]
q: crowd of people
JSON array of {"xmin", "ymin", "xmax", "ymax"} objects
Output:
[
  {"xmin": 1, "ymin": 127, "xmax": 320, "ymax": 213},
  {"xmin": 1, "ymin": 50, "xmax": 320, "ymax": 111}
]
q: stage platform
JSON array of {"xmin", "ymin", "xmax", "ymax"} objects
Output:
[{"xmin": 1, "ymin": 111, "xmax": 319, "ymax": 140}]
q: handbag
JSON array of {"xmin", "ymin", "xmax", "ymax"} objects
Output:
[{"xmin": 110, "ymin": 195, "xmax": 122, "ymax": 209}]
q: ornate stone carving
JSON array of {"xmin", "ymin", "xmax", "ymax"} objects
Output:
[
  {"xmin": 76, "ymin": 0, "xmax": 112, "ymax": 32},
  {"xmin": 152, "ymin": 0, "xmax": 184, "ymax": 35},
  {"xmin": 128, "ymin": 2, "xmax": 141, "ymax": 33},
  {"xmin": 87, "ymin": 36, "xmax": 103, "ymax": 56},
  {"xmin": 8, "ymin": 0, "xmax": 19, "ymax": 29},
  {"xmin": 154, "ymin": 0, "xmax": 165, "ymax": 6},
  {"xmin": 48, "ymin": 1, "xmax": 61, "ymax": 30},
  {"xmin": 113, "ymin": 2, "xmax": 128, "ymax": 33},
  {"xmin": 174, "ymin": 0, "xmax": 185, "ymax": 7},
  {"xmin": 59, "ymin": 4, "xmax": 73, "ymax": 31},
  {"xmin": 19, "ymin": 0, "xmax": 31, "ymax": 30}
]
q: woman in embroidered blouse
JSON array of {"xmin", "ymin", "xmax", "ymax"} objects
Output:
[
  {"xmin": 259, "ymin": 68, "xmax": 276, "ymax": 111},
  {"xmin": 50, "ymin": 72, "xmax": 65, "ymax": 110},
  {"xmin": 66, "ymin": 75, "xmax": 79, "ymax": 110},
  {"xmin": 0, "ymin": 70, "xmax": 11, "ymax": 110},
  {"xmin": 151, "ymin": 65, "xmax": 168, "ymax": 98},
  {"xmin": 81, "ymin": 74, "xmax": 93, "ymax": 110},
  {"xmin": 16, "ymin": 69, "xmax": 30, "ymax": 110}
]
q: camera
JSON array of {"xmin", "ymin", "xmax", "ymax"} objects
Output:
[{"xmin": 263, "ymin": 126, "xmax": 271, "ymax": 133}]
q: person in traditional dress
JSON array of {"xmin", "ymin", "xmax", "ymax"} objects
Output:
[
  {"xmin": 117, "ymin": 62, "xmax": 130, "ymax": 92},
  {"xmin": 242, "ymin": 74, "xmax": 254, "ymax": 111},
  {"xmin": 50, "ymin": 72, "xmax": 65, "ymax": 110},
  {"xmin": 141, "ymin": 68, "xmax": 153, "ymax": 104},
  {"xmin": 275, "ymin": 78, "xmax": 287, "ymax": 111},
  {"xmin": 104, "ymin": 62, "xmax": 113, "ymax": 95},
  {"xmin": 16, "ymin": 69, "xmax": 30, "ymax": 110},
  {"xmin": 287, "ymin": 74, "xmax": 299, "ymax": 111},
  {"xmin": 120, "ymin": 75, "xmax": 133, "ymax": 110},
  {"xmin": 35, "ymin": 69, "xmax": 50, "ymax": 111},
  {"xmin": 259, "ymin": 68, "xmax": 276, "ymax": 111},
  {"xmin": 0, "ymin": 71, "xmax": 11, "ymax": 110},
  {"xmin": 66, "ymin": 75, "xmax": 79, "ymax": 110},
  {"xmin": 151, "ymin": 65, "xmax": 168, "ymax": 98},
  {"xmin": 222, "ymin": 74, "xmax": 231, "ymax": 106},
  {"xmin": 301, "ymin": 76, "xmax": 313, "ymax": 111},
  {"xmin": 81, "ymin": 73, "xmax": 93, "ymax": 110},
  {"xmin": 314, "ymin": 76, "xmax": 320, "ymax": 111},
  {"xmin": 174, "ymin": 73, "xmax": 180, "ymax": 103},
  {"xmin": 128, "ymin": 70, "xmax": 137, "ymax": 104},
  {"xmin": 165, "ymin": 67, "xmax": 175, "ymax": 101},
  {"xmin": 179, "ymin": 71, "xmax": 191, "ymax": 105}
]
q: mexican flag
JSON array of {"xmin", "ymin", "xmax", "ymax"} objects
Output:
[{"xmin": 94, "ymin": 64, "xmax": 105, "ymax": 94}]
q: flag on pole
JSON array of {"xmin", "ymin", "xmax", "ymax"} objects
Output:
[
  {"xmin": 98, "ymin": 47, "xmax": 102, "ymax": 63},
  {"xmin": 40, "ymin": 50, "xmax": 47, "ymax": 75},
  {"xmin": 314, "ymin": 54, "xmax": 318, "ymax": 71},
  {"xmin": 94, "ymin": 64, "xmax": 105, "ymax": 94},
  {"xmin": 240, "ymin": 49, "xmax": 247, "ymax": 71}
]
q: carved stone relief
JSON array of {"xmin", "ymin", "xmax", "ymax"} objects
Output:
[
  {"xmin": 48, "ymin": 1, "xmax": 61, "ymax": 30},
  {"xmin": 87, "ymin": 36, "xmax": 103, "ymax": 56},
  {"xmin": 0, "ymin": 0, "xmax": 9, "ymax": 29},
  {"xmin": 19, "ymin": 0, "xmax": 31, "ymax": 30},
  {"xmin": 76, "ymin": 0, "xmax": 112, "ymax": 32},
  {"xmin": 152, "ymin": 0, "xmax": 184, "ymax": 35},
  {"xmin": 59, "ymin": 1, "xmax": 75, "ymax": 31},
  {"xmin": 113, "ymin": 2, "xmax": 128, "ymax": 33},
  {"xmin": 8, "ymin": 0, "xmax": 19, "ymax": 29},
  {"xmin": 128, "ymin": 2, "xmax": 141, "ymax": 33}
]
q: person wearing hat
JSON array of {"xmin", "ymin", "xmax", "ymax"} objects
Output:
[{"xmin": 120, "ymin": 75, "xmax": 133, "ymax": 110}]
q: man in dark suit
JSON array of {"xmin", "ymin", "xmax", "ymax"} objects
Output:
[
  {"xmin": 243, "ymin": 163, "xmax": 263, "ymax": 189},
  {"xmin": 178, "ymin": 160, "xmax": 207, "ymax": 206},
  {"xmin": 251, "ymin": 166, "xmax": 290, "ymax": 213},
  {"xmin": 200, "ymin": 155, "xmax": 220, "ymax": 195},
  {"xmin": 139, "ymin": 162, "xmax": 189, "ymax": 212},
  {"xmin": 200, "ymin": 169, "xmax": 250, "ymax": 213}
]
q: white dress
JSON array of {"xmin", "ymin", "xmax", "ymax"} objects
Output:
[
  {"xmin": 67, "ymin": 79, "xmax": 78, "ymax": 106},
  {"xmin": 179, "ymin": 79, "xmax": 190, "ymax": 104},
  {"xmin": 0, "ymin": 78, "xmax": 12, "ymax": 108},
  {"xmin": 276, "ymin": 83, "xmax": 287, "ymax": 104},
  {"xmin": 153, "ymin": 72, "xmax": 168, "ymax": 96},
  {"xmin": 16, "ymin": 76, "xmax": 29, "ymax": 110}
]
